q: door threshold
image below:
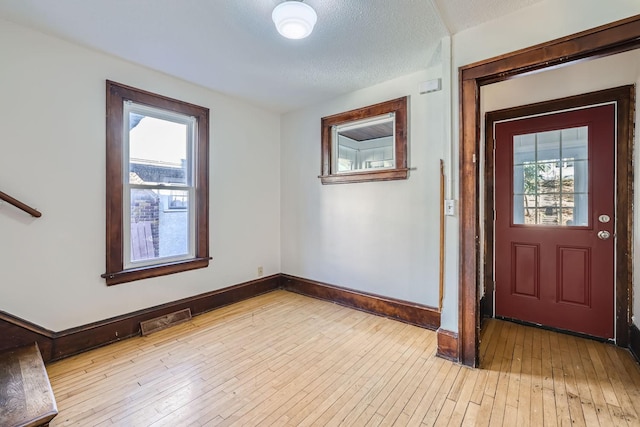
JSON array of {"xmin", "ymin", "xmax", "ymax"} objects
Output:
[{"xmin": 494, "ymin": 316, "xmax": 615, "ymax": 345}]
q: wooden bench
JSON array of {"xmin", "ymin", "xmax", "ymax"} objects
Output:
[{"xmin": 0, "ymin": 343, "xmax": 57, "ymax": 427}]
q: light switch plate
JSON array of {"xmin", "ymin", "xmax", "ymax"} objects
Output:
[{"xmin": 445, "ymin": 199, "xmax": 456, "ymax": 216}]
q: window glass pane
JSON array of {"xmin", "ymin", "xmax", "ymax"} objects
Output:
[
  {"xmin": 535, "ymin": 130, "xmax": 561, "ymax": 161},
  {"xmin": 337, "ymin": 145, "xmax": 356, "ymax": 172},
  {"xmin": 157, "ymin": 189, "xmax": 190, "ymax": 258},
  {"xmin": 512, "ymin": 126, "xmax": 588, "ymax": 226},
  {"xmin": 537, "ymin": 161, "xmax": 561, "ymax": 194},
  {"xmin": 513, "ymin": 194, "xmax": 538, "ymax": 225},
  {"xmin": 513, "ymin": 133, "xmax": 536, "ymax": 164},
  {"xmin": 535, "ymin": 207, "xmax": 558, "ymax": 225},
  {"xmin": 129, "ymin": 114, "xmax": 188, "ymax": 185},
  {"xmin": 130, "ymin": 188, "xmax": 190, "ymax": 263},
  {"xmin": 573, "ymin": 193, "xmax": 588, "ymax": 226},
  {"xmin": 561, "ymin": 194, "xmax": 576, "ymax": 226},
  {"xmin": 561, "ymin": 127, "xmax": 588, "ymax": 160},
  {"xmin": 561, "ymin": 161, "xmax": 575, "ymax": 193},
  {"xmin": 537, "ymin": 198, "xmax": 560, "ymax": 225}
]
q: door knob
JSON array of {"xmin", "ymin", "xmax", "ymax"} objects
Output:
[{"xmin": 597, "ymin": 230, "xmax": 611, "ymax": 240}]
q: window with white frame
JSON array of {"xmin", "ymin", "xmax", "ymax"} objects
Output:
[{"xmin": 103, "ymin": 81, "xmax": 210, "ymax": 285}]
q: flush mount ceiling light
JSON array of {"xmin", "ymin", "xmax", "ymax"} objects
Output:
[{"xmin": 272, "ymin": 1, "xmax": 317, "ymax": 40}]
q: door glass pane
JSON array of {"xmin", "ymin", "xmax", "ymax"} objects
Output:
[
  {"xmin": 537, "ymin": 161, "xmax": 560, "ymax": 194},
  {"xmin": 513, "ymin": 126, "xmax": 588, "ymax": 226},
  {"xmin": 561, "ymin": 194, "xmax": 576, "ymax": 226}
]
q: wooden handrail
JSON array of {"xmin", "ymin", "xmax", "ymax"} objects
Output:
[{"xmin": 0, "ymin": 191, "xmax": 42, "ymax": 218}]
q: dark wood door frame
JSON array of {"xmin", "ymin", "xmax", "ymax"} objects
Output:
[
  {"xmin": 484, "ymin": 86, "xmax": 633, "ymax": 343},
  {"xmin": 459, "ymin": 14, "xmax": 640, "ymax": 367}
]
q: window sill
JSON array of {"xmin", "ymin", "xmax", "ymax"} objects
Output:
[
  {"xmin": 319, "ymin": 168, "xmax": 409, "ymax": 184},
  {"xmin": 102, "ymin": 257, "xmax": 211, "ymax": 286}
]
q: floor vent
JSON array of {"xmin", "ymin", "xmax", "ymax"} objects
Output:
[{"xmin": 140, "ymin": 308, "xmax": 192, "ymax": 336}]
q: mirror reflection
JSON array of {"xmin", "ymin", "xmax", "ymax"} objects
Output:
[
  {"xmin": 333, "ymin": 114, "xmax": 395, "ymax": 173},
  {"xmin": 320, "ymin": 96, "xmax": 407, "ymax": 184}
]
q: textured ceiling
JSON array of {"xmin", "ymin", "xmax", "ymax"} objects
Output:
[
  {"xmin": 434, "ymin": 0, "xmax": 545, "ymax": 33},
  {"xmin": 0, "ymin": 0, "xmax": 544, "ymax": 112}
]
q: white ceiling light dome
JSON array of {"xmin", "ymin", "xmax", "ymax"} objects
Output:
[{"xmin": 272, "ymin": 1, "xmax": 317, "ymax": 40}]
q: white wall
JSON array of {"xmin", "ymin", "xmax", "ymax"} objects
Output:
[
  {"xmin": 450, "ymin": 0, "xmax": 640, "ymax": 333},
  {"xmin": 3, "ymin": 0, "xmax": 639, "ymax": 339},
  {"xmin": 0, "ymin": 19, "xmax": 281, "ymax": 331},
  {"xmin": 280, "ymin": 0, "xmax": 640, "ymax": 336},
  {"xmin": 481, "ymin": 50, "xmax": 640, "ymax": 329},
  {"xmin": 281, "ymin": 68, "xmax": 447, "ymax": 308}
]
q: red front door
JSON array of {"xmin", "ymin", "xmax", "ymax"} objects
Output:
[{"xmin": 494, "ymin": 104, "xmax": 615, "ymax": 339}]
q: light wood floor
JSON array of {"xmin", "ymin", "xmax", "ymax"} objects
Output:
[{"xmin": 46, "ymin": 290, "xmax": 640, "ymax": 426}]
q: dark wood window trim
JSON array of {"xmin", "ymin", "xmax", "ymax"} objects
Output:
[
  {"xmin": 102, "ymin": 81, "xmax": 210, "ymax": 286},
  {"xmin": 458, "ymin": 15, "xmax": 640, "ymax": 367},
  {"xmin": 320, "ymin": 97, "xmax": 409, "ymax": 184}
]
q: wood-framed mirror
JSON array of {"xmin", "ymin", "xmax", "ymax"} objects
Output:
[{"xmin": 320, "ymin": 97, "xmax": 409, "ymax": 184}]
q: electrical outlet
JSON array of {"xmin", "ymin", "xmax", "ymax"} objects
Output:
[{"xmin": 257, "ymin": 266, "xmax": 263, "ymax": 277}]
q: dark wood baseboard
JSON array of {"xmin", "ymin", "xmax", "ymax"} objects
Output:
[
  {"xmin": 436, "ymin": 328, "xmax": 459, "ymax": 362},
  {"xmin": 281, "ymin": 274, "xmax": 440, "ymax": 330},
  {"xmin": 0, "ymin": 274, "xmax": 281, "ymax": 362},
  {"xmin": 5, "ymin": 272, "xmax": 637, "ymax": 367},
  {"xmin": 0, "ymin": 312, "xmax": 55, "ymax": 362},
  {"xmin": 631, "ymin": 323, "xmax": 640, "ymax": 364}
]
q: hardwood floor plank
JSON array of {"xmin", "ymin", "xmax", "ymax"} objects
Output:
[
  {"xmin": 565, "ymin": 335, "xmax": 598, "ymax": 426},
  {"xmin": 242, "ymin": 321, "xmax": 410, "ymax": 426},
  {"xmin": 420, "ymin": 362, "xmax": 462, "ymax": 425},
  {"xmin": 216, "ymin": 309, "xmax": 385, "ymax": 424},
  {"xmin": 257, "ymin": 321, "xmax": 415, "ymax": 426},
  {"xmin": 488, "ymin": 324, "xmax": 515, "ymax": 426},
  {"xmin": 346, "ymin": 332, "xmax": 435, "ymax": 425},
  {"xmin": 594, "ymin": 344, "xmax": 638, "ymax": 426},
  {"xmin": 546, "ymin": 330, "xmax": 572, "ymax": 426},
  {"xmin": 284, "ymin": 323, "xmax": 430, "ymax": 426},
  {"xmin": 585, "ymin": 340, "xmax": 620, "ymax": 408},
  {"xmin": 447, "ymin": 363, "xmax": 470, "ymax": 402},
  {"xmin": 505, "ymin": 325, "xmax": 523, "ymax": 414},
  {"xmin": 404, "ymin": 353, "xmax": 454, "ymax": 425},
  {"xmin": 399, "ymin": 356, "xmax": 446, "ymax": 420},
  {"xmin": 469, "ymin": 368, "xmax": 488, "ymax": 405},
  {"xmin": 528, "ymin": 328, "xmax": 544, "ymax": 426},
  {"xmin": 481, "ymin": 321, "xmax": 506, "ymax": 400},
  {"xmin": 516, "ymin": 328, "xmax": 532, "ymax": 427},
  {"xmin": 432, "ymin": 398, "xmax": 456, "ymax": 427},
  {"xmin": 330, "ymin": 333, "xmax": 436, "ymax": 425},
  {"xmin": 475, "ymin": 394, "xmax": 494, "ymax": 427},
  {"xmin": 542, "ymin": 387, "xmax": 559, "ymax": 427},
  {"xmin": 576, "ymin": 338, "xmax": 616, "ymax": 426},
  {"xmin": 46, "ymin": 297, "xmax": 640, "ymax": 427},
  {"xmin": 461, "ymin": 401, "xmax": 480, "ymax": 426},
  {"xmin": 343, "ymin": 331, "xmax": 434, "ymax": 424},
  {"xmin": 503, "ymin": 404, "xmax": 518, "ymax": 427},
  {"xmin": 557, "ymin": 334, "xmax": 586, "ymax": 427},
  {"xmin": 448, "ymin": 367, "xmax": 480, "ymax": 426}
]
